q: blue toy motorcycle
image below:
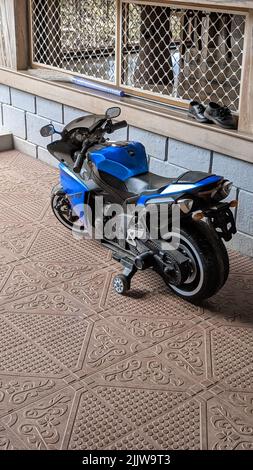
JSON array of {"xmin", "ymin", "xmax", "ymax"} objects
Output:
[{"xmin": 40, "ymin": 107, "xmax": 237, "ymax": 302}]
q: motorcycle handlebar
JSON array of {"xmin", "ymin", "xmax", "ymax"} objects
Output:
[
  {"xmin": 73, "ymin": 152, "xmax": 85, "ymax": 174},
  {"xmin": 72, "ymin": 120, "xmax": 127, "ymax": 173},
  {"xmin": 73, "ymin": 142, "xmax": 91, "ymax": 174},
  {"xmin": 107, "ymin": 120, "xmax": 127, "ymax": 134}
]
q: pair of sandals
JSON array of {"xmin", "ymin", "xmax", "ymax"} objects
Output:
[{"xmin": 189, "ymin": 101, "xmax": 237, "ymax": 129}]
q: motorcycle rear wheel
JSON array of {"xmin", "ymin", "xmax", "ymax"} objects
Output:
[{"xmin": 160, "ymin": 225, "xmax": 229, "ymax": 302}]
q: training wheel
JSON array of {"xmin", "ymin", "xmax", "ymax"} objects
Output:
[{"xmin": 113, "ymin": 274, "xmax": 130, "ymax": 295}]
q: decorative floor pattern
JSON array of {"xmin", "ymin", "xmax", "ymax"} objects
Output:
[{"xmin": 0, "ymin": 150, "xmax": 253, "ymax": 450}]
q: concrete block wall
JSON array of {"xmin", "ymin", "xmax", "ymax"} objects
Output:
[
  {"xmin": 0, "ymin": 84, "xmax": 87, "ymax": 168},
  {"xmin": 0, "ymin": 84, "xmax": 253, "ymax": 257}
]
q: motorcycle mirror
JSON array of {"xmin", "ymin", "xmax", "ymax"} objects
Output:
[
  {"xmin": 40, "ymin": 124, "xmax": 55, "ymax": 137},
  {"xmin": 106, "ymin": 107, "xmax": 121, "ymax": 120}
]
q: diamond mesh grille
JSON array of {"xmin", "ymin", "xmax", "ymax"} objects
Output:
[
  {"xmin": 31, "ymin": 0, "xmax": 116, "ymax": 82},
  {"xmin": 121, "ymin": 3, "xmax": 246, "ymax": 111},
  {"xmin": 30, "ymin": 1, "xmax": 246, "ymax": 111}
]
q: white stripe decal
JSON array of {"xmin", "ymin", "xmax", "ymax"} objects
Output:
[{"xmin": 161, "ymin": 184, "xmax": 195, "ymax": 194}]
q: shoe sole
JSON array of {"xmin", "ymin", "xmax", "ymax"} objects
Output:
[
  {"xmin": 203, "ymin": 114, "xmax": 236, "ymax": 129},
  {"xmin": 188, "ymin": 113, "xmax": 212, "ymax": 124}
]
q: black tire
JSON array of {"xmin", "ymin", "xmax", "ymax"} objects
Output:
[
  {"xmin": 193, "ymin": 220, "xmax": 229, "ymax": 290},
  {"xmin": 51, "ymin": 185, "xmax": 84, "ymax": 232},
  {"xmin": 161, "ymin": 225, "xmax": 229, "ymax": 302},
  {"xmin": 214, "ymin": 236, "xmax": 230, "ymax": 289},
  {"xmin": 113, "ymin": 275, "xmax": 130, "ymax": 295}
]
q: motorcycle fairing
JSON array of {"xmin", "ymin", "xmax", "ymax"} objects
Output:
[
  {"xmin": 48, "ymin": 140, "xmax": 79, "ymax": 165},
  {"xmin": 64, "ymin": 114, "xmax": 104, "ymax": 133},
  {"xmin": 137, "ymin": 174, "xmax": 223, "ymax": 205},
  {"xmin": 175, "ymin": 170, "xmax": 217, "ymax": 184},
  {"xmin": 89, "ymin": 142, "xmax": 148, "ymax": 181},
  {"xmin": 161, "ymin": 175, "xmax": 223, "ymax": 194},
  {"xmin": 59, "ymin": 162, "xmax": 89, "ymax": 210}
]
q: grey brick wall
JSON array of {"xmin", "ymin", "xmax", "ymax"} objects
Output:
[
  {"xmin": 26, "ymin": 113, "xmax": 52, "ymax": 147},
  {"xmin": 0, "ymin": 84, "xmax": 253, "ymax": 257},
  {"xmin": 11, "ymin": 89, "xmax": 36, "ymax": 113},
  {"xmin": 168, "ymin": 139, "xmax": 211, "ymax": 172},
  {"xmin": 37, "ymin": 97, "xmax": 63, "ymax": 123},
  {"xmin": 2, "ymin": 105, "xmax": 26, "ymax": 139},
  {"xmin": 0, "ymin": 84, "xmax": 11, "ymax": 104},
  {"xmin": 129, "ymin": 126, "xmax": 167, "ymax": 161},
  {"xmin": 63, "ymin": 106, "xmax": 89, "ymax": 124}
]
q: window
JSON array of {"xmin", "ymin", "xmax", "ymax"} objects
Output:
[{"xmin": 30, "ymin": 0, "xmax": 246, "ymax": 111}]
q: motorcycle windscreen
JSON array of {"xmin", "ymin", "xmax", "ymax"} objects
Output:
[{"xmin": 63, "ymin": 114, "xmax": 104, "ymax": 133}]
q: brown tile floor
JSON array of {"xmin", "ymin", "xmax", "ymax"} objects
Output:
[{"xmin": 0, "ymin": 150, "xmax": 253, "ymax": 450}]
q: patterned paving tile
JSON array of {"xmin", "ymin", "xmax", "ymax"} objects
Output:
[
  {"xmin": 103, "ymin": 286, "xmax": 204, "ymax": 322},
  {"xmin": 0, "ymin": 206, "xmax": 30, "ymax": 236},
  {"xmin": 210, "ymin": 327, "xmax": 253, "ymax": 379},
  {"xmin": 203, "ymin": 274, "xmax": 253, "ymax": 327},
  {"xmin": 105, "ymin": 312, "xmax": 197, "ymax": 349},
  {"xmin": 0, "ymin": 264, "xmax": 14, "ymax": 291},
  {"xmin": 27, "ymin": 248, "xmax": 106, "ymax": 286},
  {"xmin": 25, "ymin": 227, "xmax": 75, "ymax": 258},
  {"xmin": 103, "ymin": 270, "xmax": 168, "ymax": 311},
  {"xmin": 202, "ymin": 387, "xmax": 253, "ymax": 450},
  {"xmin": 107, "ymin": 431, "xmax": 157, "ymax": 450},
  {"xmin": 1, "ymin": 387, "xmax": 78, "ymax": 450},
  {"xmin": 0, "ymin": 169, "xmax": 29, "ymax": 194},
  {"xmin": 0, "ymin": 150, "xmax": 20, "ymax": 169},
  {"xmin": 64, "ymin": 388, "xmax": 134, "ymax": 450},
  {"xmin": 142, "ymin": 398, "xmax": 201, "ymax": 450},
  {"xmin": 5, "ymin": 195, "xmax": 49, "ymax": 224},
  {"xmin": 0, "ymin": 224, "xmax": 41, "ymax": 260},
  {"xmin": 154, "ymin": 325, "xmax": 209, "ymax": 382},
  {"xmin": 228, "ymin": 249, "xmax": 253, "ymax": 276},
  {"xmin": 0, "ymin": 374, "xmax": 66, "ymax": 419},
  {"xmin": 0, "ymin": 287, "xmax": 94, "ymax": 317},
  {"xmin": 76, "ymin": 318, "xmax": 144, "ymax": 377},
  {"xmin": 60, "ymin": 268, "xmax": 116, "ymax": 313},
  {"xmin": 0, "ymin": 262, "xmax": 52, "ymax": 306},
  {"xmin": 0, "ymin": 150, "xmax": 253, "ymax": 450},
  {"xmin": 0, "ymin": 341, "xmax": 68, "ymax": 378},
  {"xmin": 0, "ymin": 248, "xmax": 19, "ymax": 267},
  {"xmin": 94, "ymin": 385, "xmax": 189, "ymax": 428},
  {"xmin": 0, "ymin": 420, "xmax": 27, "ymax": 450},
  {"xmin": 86, "ymin": 345, "xmax": 198, "ymax": 392},
  {"xmin": 223, "ymin": 365, "xmax": 253, "ymax": 391}
]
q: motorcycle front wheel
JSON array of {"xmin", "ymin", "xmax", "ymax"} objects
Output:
[
  {"xmin": 51, "ymin": 185, "xmax": 81, "ymax": 231},
  {"xmin": 158, "ymin": 225, "xmax": 229, "ymax": 302}
]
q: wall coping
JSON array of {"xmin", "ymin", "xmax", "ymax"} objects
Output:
[
  {"xmin": 122, "ymin": 1, "xmax": 252, "ymax": 12},
  {"xmin": 0, "ymin": 67, "xmax": 253, "ymax": 164}
]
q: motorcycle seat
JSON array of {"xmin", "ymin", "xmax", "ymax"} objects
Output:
[
  {"xmin": 125, "ymin": 170, "xmax": 212, "ymax": 196},
  {"xmin": 116, "ymin": 171, "xmax": 212, "ymax": 196},
  {"xmin": 175, "ymin": 170, "xmax": 212, "ymax": 184},
  {"xmin": 95, "ymin": 169, "xmax": 213, "ymax": 200},
  {"xmin": 125, "ymin": 172, "xmax": 173, "ymax": 194}
]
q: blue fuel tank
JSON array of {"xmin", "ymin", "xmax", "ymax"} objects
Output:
[{"xmin": 88, "ymin": 141, "xmax": 148, "ymax": 181}]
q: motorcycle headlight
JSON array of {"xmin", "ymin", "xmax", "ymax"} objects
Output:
[{"xmin": 177, "ymin": 198, "xmax": 194, "ymax": 214}]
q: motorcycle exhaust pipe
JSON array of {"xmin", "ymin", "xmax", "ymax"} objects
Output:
[{"xmin": 134, "ymin": 251, "xmax": 154, "ymax": 270}]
